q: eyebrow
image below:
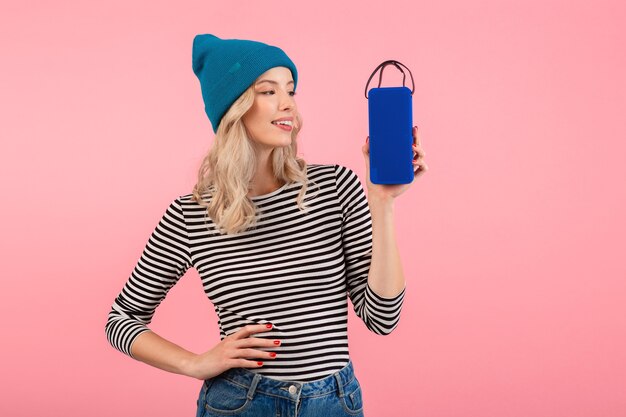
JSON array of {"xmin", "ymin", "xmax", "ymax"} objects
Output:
[{"xmin": 256, "ymin": 79, "xmax": 295, "ymax": 86}]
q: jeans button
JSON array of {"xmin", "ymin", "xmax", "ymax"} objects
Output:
[{"xmin": 288, "ymin": 385, "xmax": 297, "ymax": 395}]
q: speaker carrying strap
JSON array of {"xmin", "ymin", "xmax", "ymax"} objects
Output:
[{"xmin": 364, "ymin": 60, "xmax": 415, "ymax": 99}]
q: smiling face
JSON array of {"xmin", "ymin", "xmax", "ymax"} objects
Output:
[{"xmin": 242, "ymin": 66, "xmax": 297, "ymax": 152}]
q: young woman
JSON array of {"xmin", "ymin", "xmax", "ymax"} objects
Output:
[{"xmin": 105, "ymin": 33, "xmax": 427, "ymax": 417}]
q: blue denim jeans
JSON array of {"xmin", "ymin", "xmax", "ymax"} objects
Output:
[{"xmin": 195, "ymin": 360, "xmax": 365, "ymax": 417}]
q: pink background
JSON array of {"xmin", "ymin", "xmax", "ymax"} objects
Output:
[{"xmin": 1, "ymin": 0, "xmax": 625, "ymax": 416}]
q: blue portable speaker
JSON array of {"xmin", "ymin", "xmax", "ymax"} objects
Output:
[{"xmin": 365, "ymin": 60, "xmax": 415, "ymax": 184}]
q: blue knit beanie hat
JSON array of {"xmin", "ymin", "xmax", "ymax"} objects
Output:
[{"xmin": 192, "ymin": 34, "xmax": 298, "ymax": 133}]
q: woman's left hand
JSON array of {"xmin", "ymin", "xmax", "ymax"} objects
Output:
[{"xmin": 362, "ymin": 125, "xmax": 428, "ymax": 201}]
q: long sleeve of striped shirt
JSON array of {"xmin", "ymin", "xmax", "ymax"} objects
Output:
[
  {"xmin": 332, "ymin": 164, "xmax": 406, "ymax": 335},
  {"xmin": 105, "ymin": 198, "xmax": 192, "ymax": 359}
]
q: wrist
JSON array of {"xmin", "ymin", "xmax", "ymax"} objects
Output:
[
  {"xmin": 180, "ymin": 352, "xmax": 200, "ymax": 379},
  {"xmin": 368, "ymin": 192, "xmax": 394, "ymax": 210}
]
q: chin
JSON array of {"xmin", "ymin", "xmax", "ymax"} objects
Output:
[
  {"xmin": 272, "ymin": 133, "xmax": 292, "ymax": 146},
  {"xmin": 275, "ymin": 139, "xmax": 292, "ymax": 148},
  {"xmin": 256, "ymin": 138, "xmax": 291, "ymax": 150}
]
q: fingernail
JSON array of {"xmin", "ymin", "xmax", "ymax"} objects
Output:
[
  {"xmin": 257, "ymin": 361, "xmax": 264, "ymax": 366},
  {"xmin": 266, "ymin": 323, "xmax": 273, "ymax": 329},
  {"xmin": 274, "ymin": 340, "xmax": 281, "ymax": 345},
  {"xmin": 366, "ymin": 137, "xmax": 369, "ymax": 143},
  {"xmin": 270, "ymin": 352, "xmax": 277, "ymax": 358}
]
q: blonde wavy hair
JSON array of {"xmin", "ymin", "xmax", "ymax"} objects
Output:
[{"xmin": 191, "ymin": 84, "xmax": 319, "ymax": 236}]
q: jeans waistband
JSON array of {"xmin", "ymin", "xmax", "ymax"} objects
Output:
[{"xmin": 208, "ymin": 360, "xmax": 356, "ymax": 401}]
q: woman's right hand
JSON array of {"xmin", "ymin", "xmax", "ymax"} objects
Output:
[{"xmin": 186, "ymin": 323, "xmax": 280, "ymax": 380}]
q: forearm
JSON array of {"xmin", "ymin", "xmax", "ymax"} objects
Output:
[
  {"xmin": 130, "ymin": 330, "xmax": 198, "ymax": 378},
  {"xmin": 367, "ymin": 195, "xmax": 406, "ymax": 297}
]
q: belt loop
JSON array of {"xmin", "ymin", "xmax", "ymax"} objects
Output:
[
  {"xmin": 333, "ymin": 372, "xmax": 345, "ymax": 398},
  {"xmin": 247, "ymin": 374, "xmax": 262, "ymax": 400}
]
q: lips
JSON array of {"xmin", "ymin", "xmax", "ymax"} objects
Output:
[
  {"xmin": 272, "ymin": 121, "xmax": 293, "ymax": 131},
  {"xmin": 272, "ymin": 117, "xmax": 293, "ymax": 123}
]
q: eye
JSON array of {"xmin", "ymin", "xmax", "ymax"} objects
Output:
[{"xmin": 260, "ymin": 91, "xmax": 297, "ymax": 96}]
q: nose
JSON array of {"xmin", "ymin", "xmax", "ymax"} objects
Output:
[{"xmin": 279, "ymin": 90, "xmax": 296, "ymax": 110}]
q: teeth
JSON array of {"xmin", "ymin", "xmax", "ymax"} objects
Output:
[{"xmin": 273, "ymin": 120, "xmax": 293, "ymax": 126}]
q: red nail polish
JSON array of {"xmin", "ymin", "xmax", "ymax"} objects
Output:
[
  {"xmin": 270, "ymin": 352, "xmax": 277, "ymax": 358},
  {"xmin": 258, "ymin": 361, "xmax": 264, "ymax": 366},
  {"xmin": 366, "ymin": 137, "xmax": 369, "ymax": 143},
  {"xmin": 274, "ymin": 340, "xmax": 281, "ymax": 345},
  {"xmin": 266, "ymin": 323, "xmax": 273, "ymax": 329}
]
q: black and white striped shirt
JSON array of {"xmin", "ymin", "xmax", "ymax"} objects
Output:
[{"xmin": 105, "ymin": 163, "xmax": 406, "ymax": 382}]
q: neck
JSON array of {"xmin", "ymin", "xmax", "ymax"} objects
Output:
[{"xmin": 247, "ymin": 147, "xmax": 284, "ymax": 198}]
